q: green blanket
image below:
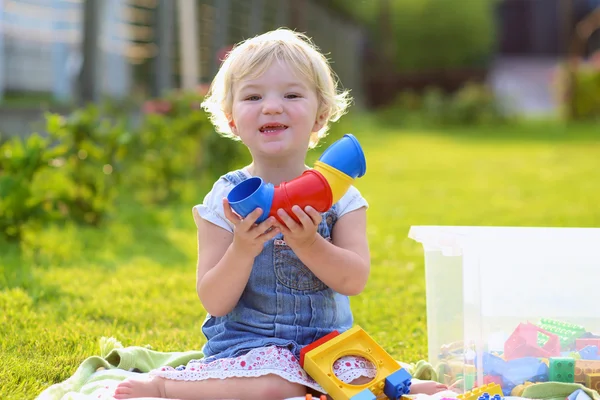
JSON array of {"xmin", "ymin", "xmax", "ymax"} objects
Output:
[{"xmin": 37, "ymin": 337, "xmax": 205, "ymax": 400}]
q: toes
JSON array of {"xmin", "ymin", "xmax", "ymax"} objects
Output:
[{"xmin": 114, "ymin": 382, "xmax": 133, "ymax": 398}]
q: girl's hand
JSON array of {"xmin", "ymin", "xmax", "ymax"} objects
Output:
[
  {"xmin": 223, "ymin": 198, "xmax": 280, "ymax": 258},
  {"xmin": 276, "ymin": 205, "xmax": 322, "ymax": 250}
]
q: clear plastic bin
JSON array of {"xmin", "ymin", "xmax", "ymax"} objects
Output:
[{"xmin": 409, "ymin": 226, "xmax": 600, "ymax": 395}]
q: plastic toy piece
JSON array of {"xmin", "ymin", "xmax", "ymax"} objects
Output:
[
  {"xmin": 577, "ymin": 338, "xmax": 600, "ymax": 351},
  {"xmin": 268, "ymin": 170, "xmax": 333, "ymax": 223},
  {"xmin": 477, "ymin": 394, "xmax": 503, "ymax": 400},
  {"xmin": 585, "ymin": 373, "xmax": 600, "ymax": 391},
  {"xmin": 227, "ymin": 134, "xmax": 367, "ymax": 224},
  {"xmin": 549, "ymin": 357, "xmax": 575, "ymax": 383},
  {"xmin": 313, "ymin": 161, "xmax": 353, "ymax": 204},
  {"xmin": 579, "ymin": 346, "xmax": 600, "ymax": 360},
  {"xmin": 457, "ymin": 383, "xmax": 503, "ymax": 400},
  {"xmin": 300, "ymin": 330, "xmax": 340, "ymax": 368},
  {"xmin": 383, "ymin": 369, "xmax": 412, "ymax": 399},
  {"xmin": 504, "ymin": 323, "xmax": 561, "ymax": 360},
  {"xmin": 350, "ymin": 389, "xmax": 377, "ymax": 400},
  {"xmin": 303, "ymin": 325, "xmax": 411, "ymax": 400},
  {"xmin": 537, "ymin": 319, "xmax": 586, "ymax": 350},
  {"xmin": 575, "ymin": 360, "xmax": 600, "ymax": 383},
  {"xmin": 501, "ymin": 357, "xmax": 549, "ymax": 389},
  {"xmin": 304, "ymin": 395, "xmax": 328, "ymax": 400}
]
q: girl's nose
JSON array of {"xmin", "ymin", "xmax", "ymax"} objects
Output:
[{"xmin": 262, "ymin": 98, "xmax": 283, "ymax": 114}]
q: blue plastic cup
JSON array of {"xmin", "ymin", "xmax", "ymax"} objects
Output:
[
  {"xmin": 227, "ymin": 177, "xmax": 274, "ymax": 223},
  {"xmin": 318, "ymin": 133, "xmax": 367, "ymax": 178}
]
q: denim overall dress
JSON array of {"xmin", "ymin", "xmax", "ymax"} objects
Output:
[{"xmin": 200, "ymin": 169, "xmax": 354, "ymax": 361}]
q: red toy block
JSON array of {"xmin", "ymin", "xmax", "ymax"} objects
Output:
[
  {"xmin": 504, "ymin": 323, "xmax": 561, "ymax": 360},
  {"xmin": 300, "ymin": 330, "xmax": 340, "ymax": 368}
]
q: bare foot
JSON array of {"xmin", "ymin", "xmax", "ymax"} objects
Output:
[
  {"xmin": 410, "ymin": 380, "xmax": 453, "ymax": 395},
  {"xmin": 114, "ymin": 376, "xmax": 167, "ymax": 399}
]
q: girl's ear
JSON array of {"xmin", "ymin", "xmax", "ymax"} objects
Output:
[
  {"xmin": 312, "ymin": 111, "xmax": 328, "ymax": 133},
  {"xmin": 227, "ymin": 115, "xmax": 238, "ymax": 135}
]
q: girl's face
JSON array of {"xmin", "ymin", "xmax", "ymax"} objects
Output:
[{"xmin": 228, "ymin": 60, "xmax": 325, "ymax": 160}]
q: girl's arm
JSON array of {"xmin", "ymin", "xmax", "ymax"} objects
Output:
[
  {"xmin": 195, "ymin": 204, "xmax": 279, "ymax": 317},
  {"xmin": 288, "ymin": 207, "xmax": 370, "ymax": 296}
]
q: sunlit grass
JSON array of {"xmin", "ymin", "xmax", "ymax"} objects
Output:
[{"xmin": 2, "ymin": 117, "xmax": 599, "ymax": 398}]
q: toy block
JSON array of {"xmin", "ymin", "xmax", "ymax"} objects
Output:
[
  {"xmin": 481, "ymin": 352, "xmax": 506, "ymax": 376},
  {"xmin": 576, "ymin": 338, "xmax": 600, "ymax": 351},
  {"xmin": 537, "ymin": 319, "xmax": 586, "ymax": 350},
  {"xmin": 502, "ymin": 356, "xmax": 548, "ymax": 387},
  {"xmin": 350, "ymin": 389, "xmax": 377, "ymax": 400},
  {"xmin": 383, "ymin": 369, "xmax": 412, "ymax": 399},
  {"xmin": 300, "ymin": 330, "xmax": 340, "ymax": 367},
  {"xmin": 303, "ymin": 326, "xmax": 411, "ymax": 400},
  {"xmin": 575, "ymin": 360, "xmax": 600, "ymax": 383},
  {"xmin": 457, "ymin": 383, "xmax": 503, "ymax": 400},
  {"xmin": 305, "ymin": 395, "xmax": 327, "ymax": 400},
  {"xmin": 579, "ymin": 346, "xmax": 600, "ymax": 360},
  {"xmin": 549, "ymin": 357, "xmax": 575, "ymax": 383},
  {"xmin": 504, "ymin": 323, "xmax": 560, "ymax": 361},
  {"xmin": 585, "ymin": 373, "xmax": 600, "ymax": 391},
  {"xmin": 477, "ymin": 395, "xmax": 503, "ymax": 400}
]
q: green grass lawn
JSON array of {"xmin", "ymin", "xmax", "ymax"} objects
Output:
[{"xmin": 2, "ymin": 118, "xmax": 600, "ymax": 398}]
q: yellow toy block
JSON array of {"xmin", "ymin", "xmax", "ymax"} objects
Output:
[
  {"xmin": 303, "ymin": 325, "xmax": 405, "ymax": 400},
  {"xmin": 457, "ymin": 383, "xmax": 503, "ymax": 400}
]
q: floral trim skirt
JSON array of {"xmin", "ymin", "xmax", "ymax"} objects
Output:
[{"xmin": 150, "ymin": 345, "xmax": 377, "ymax": 394}]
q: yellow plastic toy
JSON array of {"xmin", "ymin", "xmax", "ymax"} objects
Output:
[
  {"xmin": 302, "ymin": 326, "xmax": 412, "ymax": 400},
  {"xmin": 313, "ymin": 161, "xmax": 354, "ymax": 204},
  {"xmin": 457, "ymin": 383, "xmax": 503, "ymax": 400}
]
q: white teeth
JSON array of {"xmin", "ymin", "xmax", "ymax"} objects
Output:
[{"xmin": 261, "ymin": 126, "xmax": 286, "ymax": 132}]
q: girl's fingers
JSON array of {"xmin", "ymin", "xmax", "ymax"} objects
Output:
[
  {"xmin": 222, "ymin": 198, "xmax": 242, "ymax": 225},
  {"xmin": 254, "ymin": 216, "xmax": 278, "ymax": 238},
  {"xmin": 241, "ymin": 208, "xmax": 263, "ymax": 228},
  {"xmin": 259, "ymin": 226, "xmax": 280, "ymax": 241},
  {"xmin": 292, "ymin": 205, "xmax": 314, "ymax": 228},
  {"xmin": 277, "ymin": 209, "xmax": 300, "ymax": 231},
  {"xmin": 304, "ymin": 206, "xmax": 323, "ymax": 226}
]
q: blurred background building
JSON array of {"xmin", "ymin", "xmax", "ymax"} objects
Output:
[{"xmin": 1, "ymin": 0, "xmax": 600, "ymax": 135}]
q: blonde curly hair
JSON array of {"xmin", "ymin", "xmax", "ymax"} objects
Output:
[{"xmin": 201, "ymin": 28, "xmax": 352, "ymax": 149}]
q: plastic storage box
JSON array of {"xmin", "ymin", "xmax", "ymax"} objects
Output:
[{"xmin": 409, "ymin": 226, "xmax": 600, "ymax": 395}]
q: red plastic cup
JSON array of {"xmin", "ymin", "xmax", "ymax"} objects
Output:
[{"xmin": 269, "ymin": 170, "xmax": 333, "ymax": 224}]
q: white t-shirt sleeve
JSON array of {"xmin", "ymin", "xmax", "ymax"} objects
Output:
[
  {"xmin": 336, "ymin": 185, "xmax": 369, "ymax": 218},
  {"xmin": 192, "ymin": 178, "xmax": 235, "ymax": 233}
]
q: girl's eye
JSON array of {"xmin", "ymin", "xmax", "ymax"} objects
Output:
[
  {"xmin": 285, "ymin": 94, "xmax": 301, "ymax": 99},
  {"xmin": 245, "ymin": 95, "xmax": 261, "ymax": 101}
]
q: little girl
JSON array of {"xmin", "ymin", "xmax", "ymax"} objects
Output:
[{"xmin": 114, "ymin": 28, "xmax": 449, "ymax": 400}]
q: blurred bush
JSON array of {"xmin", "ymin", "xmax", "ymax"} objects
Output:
[
  {"xmin": 45, "ymin": 106, "xmax": 134, "ymax": 226},
  {"xmin": 0, "ymin": 133, "xmax": 67, "ymax": 241},
  {"xmin": 378, "ymin": 82, "xmax": 509, "ymax": 127},
  {"xmin": 553, "ymin": 53, "xmax": 600, "ymax": 121},
  {"xmin": 0, "ymin": 90, "xmax": 248, "ymax": 243}
]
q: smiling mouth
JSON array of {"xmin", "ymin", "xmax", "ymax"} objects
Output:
[{"xmin": 259, "ymin": 124, "xmax": 288, "ymax": 133}]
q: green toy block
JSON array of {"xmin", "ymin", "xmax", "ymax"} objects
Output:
[
  {"xmin": 538, "ymin": 318, "xmax": 586, "ymax": 349},
  {"xmin": 549, "ymin": 357, "xmax": 575, "ymax": 383}
]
